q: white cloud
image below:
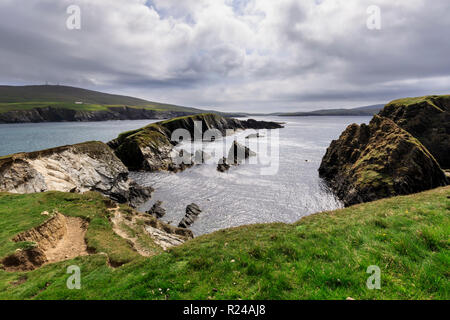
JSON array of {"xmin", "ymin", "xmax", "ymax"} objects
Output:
[{"xmin": 0, "ymin": 0, "xmax": 449, "ymax": 112}]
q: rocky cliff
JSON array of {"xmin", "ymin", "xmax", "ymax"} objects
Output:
[
  {"xmin": 108, "ymin": 113, "xmax": 283, "ymax": 171},
  {"xmin": 379, "ymin": 95, "xmax": 450, "ymax": 169},
  {"xmin": 0, "ymin": 106, "xmax": 192, "ymax": 123},
  {"xmin": 0, "ymin": 141, "xmax": 152, "ymax": 207},
  {"xmin": 319, "ymin": 115, "xmax": 447, "ymax": 206}
]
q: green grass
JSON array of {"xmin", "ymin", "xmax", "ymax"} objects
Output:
[
  {"xmin": 0, "ymin": 187, "xmax": 448, "ymax": 300},
  {"xmin": 0, "ymin": 85, "xmax": 206, "ymax": 114},
  {"xmin": 0, "ymin": 192, "xmax": 141, "ymax": 267},
  {"xmin": 387, "ymin": 95, "xmax": 450, "ymax": 112}
]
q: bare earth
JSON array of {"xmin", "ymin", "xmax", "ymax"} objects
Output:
[{"xmin": 44, "ymin": 217, "xmax": 88, "ymax": 263}]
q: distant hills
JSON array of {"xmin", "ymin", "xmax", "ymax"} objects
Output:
[
  {"xmin": 274, "ymin": 104, "xmax": 385, "ymax": 117},
  {"xmin": 0, "ymin": 85, "xmax": 204, "ymax": 113},
  {"xmin": 0, "ymin": 85, "xmax": 385, "ymax": 123}
]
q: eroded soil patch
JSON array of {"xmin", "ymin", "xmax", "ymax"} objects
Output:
[{"xmin": 1, "ymin": 212, "xmax": 89, "ymax": 272}]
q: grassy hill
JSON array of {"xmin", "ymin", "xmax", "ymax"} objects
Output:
[
  {"xmin": 0, "ymin": 187, "xmax": 448, "ymax": 300},
  {"xmin": 0, "ymin": 85, "xmax": 204, "ymax": 114}
]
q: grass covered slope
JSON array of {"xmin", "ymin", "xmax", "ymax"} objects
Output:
[
  {"xmin": 0, "ymin": 85, "xmax": 204, "ymax": 116},
  {"xmin": 0, "ymin": 187, "xmax": 448, "ymax": 300},
  {"xmin": 0, "ymin": 192, "xmax": 150, "ymax": 268},
  {"xmin": 1, "ymin": 85, "xmax": 155, "ymax": 107}
]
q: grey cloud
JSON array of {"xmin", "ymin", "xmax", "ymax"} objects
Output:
[{"xmin": 0, "ymin": 0, "xmax": 449, "ymax": 113}]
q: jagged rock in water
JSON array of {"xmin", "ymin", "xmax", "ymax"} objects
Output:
[
  {"xmin": 227, "ymin": 141, "xmax": 256, "ymax": 165},
  {"xmin": 319, "ymin": 115, "xmax": 448, "ymax": 206},
  {"xmin": 379, "ymin": 95, "xmax": 450, "ymax": 169},
  {"xmin": 108, "ymin": 113, "xmax": 282, "ymax": 172},
  {"xmin": 0, "ymin": 141, "xmax": 152, "ymax": 207},
  {"xmin": 127, "ymin": 182, "xmax": 154, "ymax": 208},
  {"xmin": 194, "ymin": 150, "xmax": 211, "ymax": 164},
  {"xmin": 178, "ymin": 203, "xmax": 202, "ymax": 229},
  {"xmin": 217, "ymin": 157, "xmax": 231, "ymax": 172},
  {"xmin": 245, "ymin": 133, "xmax": 263, "ymax": 139},
  {"xmin": 167, "ymin": 149, "xmax": 194, "ymax": 172},
  {"xmin": 147, "ymin": 201, "xmax": 166, "ymax": 219}
]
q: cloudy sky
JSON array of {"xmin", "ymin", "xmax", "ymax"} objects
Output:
[{"xmin": 0, "ymin": 0, "xmax": 449, "ymax": 112}]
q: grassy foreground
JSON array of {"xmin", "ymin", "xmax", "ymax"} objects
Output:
[{"xmin": 0, "ymin": 187, "xmax": 448, "ymax": 300}]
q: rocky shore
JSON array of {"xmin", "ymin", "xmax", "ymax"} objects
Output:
[
  {"xmin": 0, "ymin": 141, "xmax": 152, "ymax": 207},
  {"xmin": 0, "ymin": 106, "xmax": 193, "ymax": 123},
  {"xmin": 108, "ymin": 113, "xmax": 283, "ymax": 171},
  {"xmin": 319, "ymin": 95, "xmax": 449, "ymax": 206}
]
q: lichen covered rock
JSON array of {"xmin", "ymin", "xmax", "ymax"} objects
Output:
[
  {"xmin": 379, "ymin": 95, "xmax": 450, "ymax": 169},
  {"xmin": 319, "ymin": 116, "xmax": 447, "ymax": 206},
  {"xmin": 108, "ymin": 113, "xmax": 283, "ymax": 171}
]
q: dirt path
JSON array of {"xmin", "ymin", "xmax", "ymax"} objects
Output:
[
  {"xmin": 44, "ymin": 217, "xmax": 88, "ymax": 263},
  {"xmin": 110, "ymin": 206, "xmax": 154, "ymax": 257}
]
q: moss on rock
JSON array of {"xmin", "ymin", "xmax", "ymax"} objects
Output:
[
  {"xmin": 319, "ymin": 115, "xmax": 447, "ymax": 206},
  {"xmin": 380, "ymin": 94, "xmax": 450, "ymax": 168},
  {"xmin": 108, "ymin": 113, "xmax": 283, "ymax": 171}
]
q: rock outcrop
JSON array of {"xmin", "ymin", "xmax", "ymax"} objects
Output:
[
  {"xmin": 216, "ymin": 141, "xmax": 256, "ymax": 172},
  {"xmin": 1, "ymin": 212, "xmax": 88, "ymax": 271},
  {"xmin": 0, "ymin": 106, "xmax": 193, "ymax": 123},
  {"xmin": 0, "ymin": 141, "xmax": 152, "ymax": 207},
  {"xmin": 110, "ymin": 205, "xmax": 192, "ymax": 254},
  {"xmin": 379, "ymin": 95, "xmax": 450, "ymax": 169},
  {"xmin": 245, "ymin": 133, "xmax": 263, "ymax": 139},
  {"xmin": 147, "ymin": 200, "xmax": 166, "ymax": 219},
  {"xmin": 178, "ymin": 203, "xmax": 202, "ymax": 229},
  {"xmin": 108, "ymin": 113, "xmax": 283, "ymax": 171},
  {"xmin": 217, "ymin": 157, "xmax": 231, "ymax": 172},
  {"xmin": 227, "ymin": 141, "xmax": 256, "ymax": 165},
  {"xmin": 319, "ymin": 115, "xmax": 447, "ymax": 206},
  {"xmin": 194, "ymin": 150, "xmax": 211, "ymax": 164}
]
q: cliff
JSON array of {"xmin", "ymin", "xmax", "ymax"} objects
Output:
[
  {"xmin": 108, "ymin": 113, "xmax": 284, "ymax": 171},
  {"xmin": 0, "ymin": 141, "xmax": 152, "ymax": 207},
  {"xmin": 0, "ymin": 106, "xmax": 193, "ymax": 123},
  {"xmin": 319, "ymin": 115, "xmax": 447, "ymax": 206},
  {"xmin": 379, "ymin": 95, "xmax": 450, "ymax": 169}
]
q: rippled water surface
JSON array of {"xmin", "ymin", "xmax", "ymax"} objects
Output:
[{"xmin": 131, "ymin": 116, "xmax": 372, "ymax": 235}]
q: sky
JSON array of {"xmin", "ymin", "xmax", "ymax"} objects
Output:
[{"xmin": 0, "ymin": 0, "xmax": 449, "ymax": 113}]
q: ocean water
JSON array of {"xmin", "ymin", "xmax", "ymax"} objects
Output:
[
  {"xmin": 0, "ymin": 120, "xmax": 158, "ymax": 156},
  {"xmin": 0, "ymin": 116, "xmax": 371, "ymax": 236},
  {"xmin": 131, "ymin": 116, "xmax": 372, "ymax": 235}
]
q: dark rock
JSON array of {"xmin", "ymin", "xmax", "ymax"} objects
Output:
[
  {"xmin": 108, "ymin": 113, "xmax": 282, "ymax": 172},
  {"xmin": 379, "ymin": 95, "xmax": 450, "ymax": 169},
  {"xmin": 217, "ymin": 157, "xmax": 231, "ymax": 172},
  {"xmin": 147, "ymin": 200, "xmax": 166, "ymax": 218},
  {"xmin": 127, "ymin": 183, "xmax": 154, "ymax": 208},
  {"xmin": 319, "ymin": 115, "xmax": 447, "ymax": 206},
  {"xmin": 178, "ymin": 203, "xmax": 202, "ymax": 229},
  {"xmin": 245, "ymin": 133, "xmax": 263, "ymax": 139},
  {"xmin": 241, "ymin": 118, "xmax": 284, "ymax": 130},
  {"xmin": 168, "ymin": 149, "xmax": 194, "ymax": 172},
  {"xmin": 227, "ymin": 141, "xmax": 256, "ymax": 165},
  {"xmin": 194, "ymin": 150, "xmax": 211, "ymax": 164}
]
